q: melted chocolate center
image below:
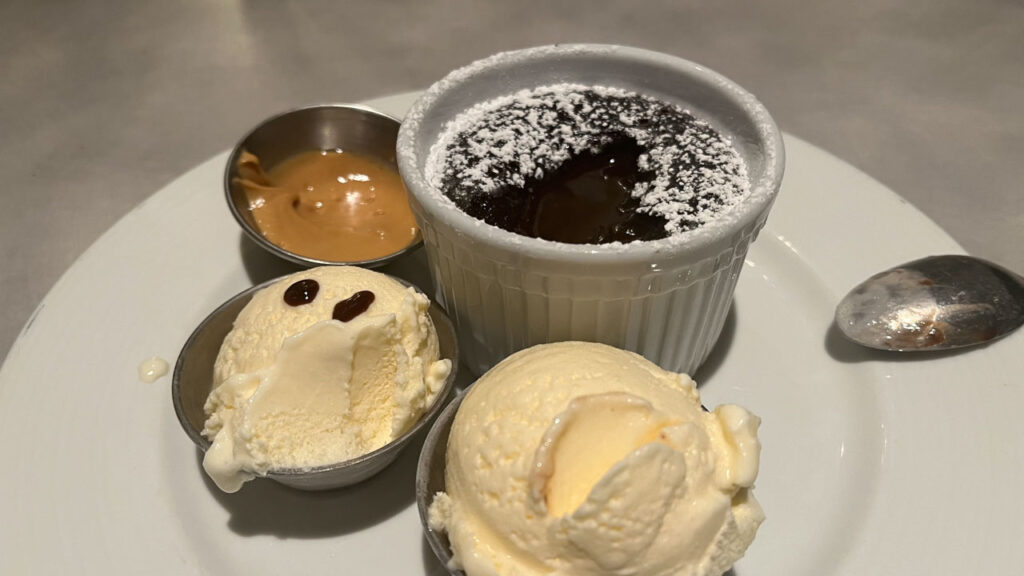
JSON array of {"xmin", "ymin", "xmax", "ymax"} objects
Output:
[{"xmin": 460, "ymin": 137, "xmax": 669, "ymax": 244}]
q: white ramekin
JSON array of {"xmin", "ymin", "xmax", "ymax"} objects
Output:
[{"xmin": 397, "ymin": 44, "xmax": 785, "ymax": 376}]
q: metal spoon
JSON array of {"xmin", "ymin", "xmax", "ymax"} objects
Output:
[{"xmin": 835, "ymin": 255, "xmax": 1024, "ymax": 351}]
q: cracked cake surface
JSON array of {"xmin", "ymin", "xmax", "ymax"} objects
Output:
[{"xmin": 426, "ymin": 84, "xmax": 751, "ymax": 244}]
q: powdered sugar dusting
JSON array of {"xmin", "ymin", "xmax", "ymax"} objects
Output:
[{"xmin": 425, "ymin": 84, "xmax": 751, "ymax": 238}]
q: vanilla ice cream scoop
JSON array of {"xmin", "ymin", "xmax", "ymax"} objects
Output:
[
  {"xmin": 201, "ymin": 266, "xmax": 451, "ymax": 493},
  {"xmin": 428, "ymin": 342, "xmax": 762, "ymax": 576}
]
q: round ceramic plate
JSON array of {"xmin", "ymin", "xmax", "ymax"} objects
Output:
[{"xmin": 1, "ymin": 93, "xmax": 1021, "ymax": 575}]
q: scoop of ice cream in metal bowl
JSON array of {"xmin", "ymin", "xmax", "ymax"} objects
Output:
[
  {"xmin": 172, "ymin": 268, "xmax": 458, "ymax": 492},
  {"xmin": 225, "ymin": 104, "xmax": 423, "ymax": 268},
  {"xmin": 416, "ymin": 342, "xmax": 764, "ymax": 576}
]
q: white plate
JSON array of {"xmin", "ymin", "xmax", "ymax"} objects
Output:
[{"xmin": 1, "ymin": 92, "xmax": 1021, "ymax": 575}]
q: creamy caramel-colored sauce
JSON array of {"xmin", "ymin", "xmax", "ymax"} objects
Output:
[{"xmin": 236, "ymin": 149, "xmax": 419, "ymax": 262}]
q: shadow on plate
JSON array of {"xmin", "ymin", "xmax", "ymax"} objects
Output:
[
  {"xmin": 693, "ymin": 299, "xmax": 737, "ymax": 386},
  {"xmin": 823, "ymin": 321, "xmax": 983, "ymax": 364},
  {"xmin": 239, "ymin": 232, "xmax": 302, "ymax": 285},
  {"xmin": 379, "ymin": 244, "xmax": 434, "ymax": 293},
  {"xmin": 197, "ymin": 425, "xmax": 426, "ymax": 539},
  {"xmin": 240, "ymin": 230, "xmax": 436, "ymax": 292},
  {"xmin": 422, "ymin": 535, "xmax": 454, "ymax": 575}
]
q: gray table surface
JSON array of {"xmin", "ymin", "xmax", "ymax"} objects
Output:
[{"xmin": 2, "ymin": 0, "xmax": 1022, "ymax": 364}]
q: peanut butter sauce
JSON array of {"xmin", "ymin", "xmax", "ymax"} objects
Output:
[{"xmin": 237, "ymin": 149, "xmax": 419, "ymax": 262}]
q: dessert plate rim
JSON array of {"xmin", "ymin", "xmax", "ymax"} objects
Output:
[{"xmin": 0, "ymin": 91, "xmax": 1020, "ymax": 575}]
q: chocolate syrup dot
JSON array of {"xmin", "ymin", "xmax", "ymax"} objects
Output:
[
  {"xmin": 333, "ymin": 290, "xmax": 375, "ymax": 322},
  {"xmin": 283, "ymin": 279, "xmax": 319, "ymax": 306}
]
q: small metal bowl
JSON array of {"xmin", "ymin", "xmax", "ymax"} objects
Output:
[
  {"xmin": 416, "ymin": 392, "xmax": 465, "ymax": 574},
  {"xmin": 224, "ymin": 104, "xmax": 422, "ymax": 268},
  {"xmin": 172, "ymin": 274, "xmax": 459, "ymax": 491}
]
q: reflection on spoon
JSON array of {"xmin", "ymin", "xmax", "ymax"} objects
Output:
[{"xmin": 835, "ymin": 255, "xmax": 1024, "ymax": 351}]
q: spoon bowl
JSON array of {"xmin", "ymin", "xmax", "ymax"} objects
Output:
[{"xmin": 835, "ymin": 255, "xmax": 1024, "ymax": 352}]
